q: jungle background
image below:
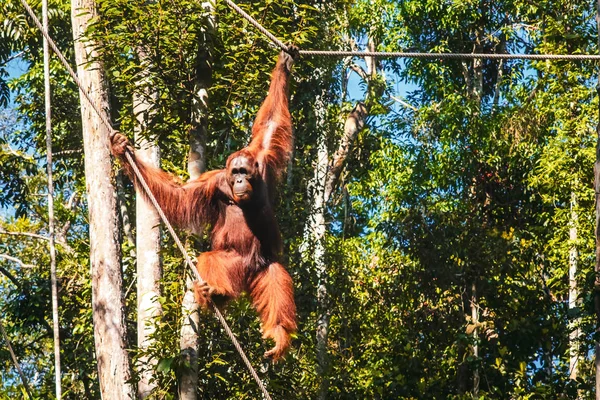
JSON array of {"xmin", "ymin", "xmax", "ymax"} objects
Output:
[{"xmin": 1, "ymin": 0, "xmax": 599, "ymax": 398}]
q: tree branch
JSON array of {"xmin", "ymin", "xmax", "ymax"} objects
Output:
[
  {"xmin": 390, "ymin": 95, "xmax": 417, "ymax": 111},
  {"xmin": 0, "ymin": 254, "xmax": 36, "ymax": 269},
  {"xmin": 349, "ymin": 63, "xmax": 368, "ymax": 81},
  {"xmin": 0, "ymin": 229, "xmax": 48, "ymax": 241},
  {"xmin": 0, "ymin": 50, "xmax": 26, "ymax": 67},
  {"xmin": 0, "ymin": 229, "xmax": 74, "ymax": 254},
  {"xmin": 0, "ymin": 266, "xmax": 20, "ymax": 287},
  {"xmin": 0, "ymin": 319, "xmax": 34, "ymax": 399},
  {"xmin": 324, "ymin": 102, "xmax": 368, "ymax": 202}
]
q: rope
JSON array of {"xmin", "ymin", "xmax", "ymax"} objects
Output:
[
  {"xmin": 299, "ymin": 50, "xmax": 600, "ymax": 60},
  {"xmin": 223, "ymin": 0, "xmax": 600, "ymax": 61},
  {"xmin": 126, "ymin": 158, "xmax": 273, "ymax": 400},
  {"xmin": 41, "ymin": 0, "xmax": 62, "ymax": 397},
  {"xmin": 18, "ymin": 1, "xmax": 272, "ymax": 398},
  {"xmin": 223, "ymin": 0, "xmax": 289, "ymax": 53}
]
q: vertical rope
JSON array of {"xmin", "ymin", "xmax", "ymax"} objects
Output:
[{"xmin": 42, "ymin": 0, "xmax": 62, "ymax": 398}]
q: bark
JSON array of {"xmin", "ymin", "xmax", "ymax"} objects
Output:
[
  {"xmin": 0, "ymin": 254, "xmax": 35, "ymax": 269},
  {"xmin": 71, "ymin": 1, "xmax": 134, "ymax": 398},
  {"xmin": 305, "ymin": 101, "xmax": 369, "ymax": 400},
  {"xmin": 0, "ymin": 266, "xmax": 20, "ymax": 288},
  {"xmin": 300, "ymin": 93, "xmax": 330, "ymax": 400},
  {"xmin": 116, "ymin": 172, "xmax": 135, "ymax": 247},
  {"xmin": 323, "ymin": 102, "xmax": 367, "ymax": 203},
  {"xmin": 301, "ymin": 37, "xmax": 374, "ymax": 398},
  {"xmin": 134, "ymin": 47, "xmax": 162, "ymax": 399},
  {"xmin": 471, "ymin": 283, "xmax": 480, "ymax": 397},
  {"xmin": 43, "ymin": 0, "xmax": 61, "ymax": 396},
  {"xmin": 180, "ymin": 4, "xmax": 214, "ymax": 397},
  {"xmin": 315, "ymin": 98, "xmax": 369, "ymax": 400},
  {"xmin": 187, "ymin": 0, "xmax": 214, "ymax": 180},
  {"xmin": 569, "ymin": 191, "xmax": 580, "ymax": 381},
  {"xmin": 469, "ymin": 24, "xmax": 484, "ymax": 396},
  {"xmin": 457, "ymin": 292, "xmax": 469, "ymax": 393},
  {"xmin": 179, "ymin": 287, "xmax": 200, "ymax": 400}
]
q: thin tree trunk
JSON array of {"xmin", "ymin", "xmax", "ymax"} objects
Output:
[
  {"xmin": 302, "ymin": 93, "xmax": 330, "ymax": 400},
  {"xmin": 187, "ymin": 0, "xmax": 214, "ymax": 179},
  {"xmin": 42, "ymin": 0, "xmax": 61, "ymax": 397},
  {"xmin": 179, "ymin": 285, "xmax": 200, "ymax": 400},
  {"xmin": 188, "ymin": 77, "xmax": 208, "ymax": 179},
  {"xmin": 470, "ymin": 22, "xmax": 484, "ymax": 396},
  {"xmin": 71, "ymin": 1, "xmax": 134, "ymax": 398},
  {"xmin": 0, "ymin": 319, "xmax": 33, "ymax": 399},
  {"xmin": 471, "ymin": 282, "xmax": 480, "ymax": 397},
  {"xmin": 180, "ymin": 4, "xmax": 214, "ymax": 398},
  {"xmin": 116, "ymin": 172, "xmax": 135, "ymax": 247},
  {"xmin": 457, "ymin": 290, "xmax": 469, "ymax": 393},
  {"xmin": 569, "ymin": 191, "xmax": 579, "ymax": 381},
  {"xmin": 134, "ymin": 47, "xmax": 162, "ymax": 399},
  {"xmin": 324, "ymin": 103, "xmax": 366, "ymax": 203},
  {"xmin": 302, "ymin": 50, "xmax": 372, "ymax": 399}
]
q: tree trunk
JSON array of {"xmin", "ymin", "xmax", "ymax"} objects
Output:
[
  {"xmin": 471, "ymin": 282, "xmax": 480, "ymax": 397},
  {"xmin": 71, "ymin": 2, "xmax": 134, "ymax": 398},
  {"xmin": 187, "ymin": 0, "xmax": 214, "ymax": 179},
  {"xmin": 116, "ymin": 172, "xmax": 135, "ymax": 248},
  {"xmin": 180, "ymin": 4, "xmax": 214, "ymax": 398},
  {"xmin": 301, "ymin": 93, "xmax": 330, "ymax": 400},
  {"xmin": 300, "ymin": 95, "xmax": 368, "ymax": 400},
  {"xmin": 179, "ymin": 286, "xmax": 200, "ymax": 400},
  {"xmin": 470, "ymin": 23, "xmax": 484, "ymax": 396},
  {"xmin": 42, "ymin": 0, "xmax": 61, "ymax": 397},
  {"xmin": 301, "ymin": 48, "xmax": 372, "ymax": 398},
  {"xmin": 569, "ymin": 191, "xmax": 579, "ymax": 381},
  {"xmin": 134, "ymin": 47, "xmax": 162, "ymax": 399}
]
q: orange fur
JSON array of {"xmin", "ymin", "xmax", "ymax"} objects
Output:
[
  {"xmin": 113, "ymin": 49, "xmax": 298, "ymax": 360},
  {"xmin": 249, "ymin": 263, "xmax": 296, "ymax": 360},
  {"xmin": 194, "ymin": 250, "xmax": 245, "ymax": 307},
  {"xmin": 247, "ymin": 56, "xmax": 294, "ymax": 186}
]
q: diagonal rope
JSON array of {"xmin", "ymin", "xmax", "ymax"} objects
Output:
[
  {"xmin": 223, "ymin": 0, "xmax": 289, "ymax": 52},
  {"xmin": 18, "ymin": 1, "xmax": 272, "ymax": 398},
  {"xmin": 223, "ymin": 0, "xmax": 600, "ymax": 61}
]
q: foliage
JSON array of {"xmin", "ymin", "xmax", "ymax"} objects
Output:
[{"xmin": 0, "ymin": 0, "xmax": 599, "ymax": 398}]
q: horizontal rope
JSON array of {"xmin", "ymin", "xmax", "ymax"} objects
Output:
[
  {"xmin": 223, "ymin": 0, "xmax": 600, "ymax": 61},
  {"xmin": 299, "ymin": 50, "xmax": 600, "ymax": 60},
  {"xmin": 19, "ymin": 1, "xmax": 272, "ymax": 398}
]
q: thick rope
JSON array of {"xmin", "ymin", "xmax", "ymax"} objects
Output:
[
  {"xmin": 223, "ymin": 0, "xmax": 289, "ymax": 52},
  {"xmin": 224, "ymin": 0, "xmax": 600, "ymax": 61},
  {"xmin": 19, "ymin": 1, "xmax": 273, "ymax": 398},
  {"xmin": 299, "ymin": 50, "xmax": 600, "ymax": 60},
  {"xmin": 126, "ymin": 158, "xmax": 273, "ymax": 399}
]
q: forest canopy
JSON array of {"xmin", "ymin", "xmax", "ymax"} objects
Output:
[{"xmin": 0, "ymin": 0, "xmax": 599, "ymax": 398}]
